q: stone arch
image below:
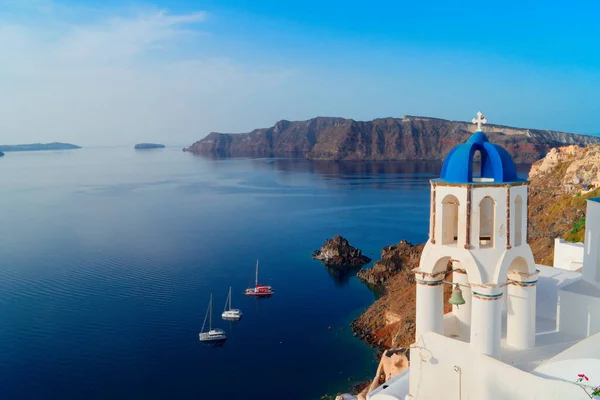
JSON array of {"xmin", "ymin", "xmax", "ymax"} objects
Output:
[
  {"xmin": 493, "ymin": 250, "xmax": 536, "ymax": 284},
  {"xmin": 515, "ymin": 195, "xmax": 524, "ymax": 247},
  {"xmin": 479, "ymin": 196, "xmax": 495, "ymax": 248},
  {"xmin": 507, "ymin": 256, "xmax": 529, "ymax": 273},
  {"xmin": 418, "ymin": 243, "xmax": 484, "ymax": 284},
  {"xmin": 441, "ymin": 195, "xmax": 459, "ymax": 245}
]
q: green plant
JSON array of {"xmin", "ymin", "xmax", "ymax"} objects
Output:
[
  {"xmin": 572, "ymin": 217, "xmax": 586, "ymax": 234},
  {"xmin": 575, "ymin": 374, "xmax": 600, "ymax": 398}
]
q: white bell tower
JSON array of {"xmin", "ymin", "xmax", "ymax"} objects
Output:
[{"xmin": 413, "ymin": 111, "xmax": 538, "ymax": 358}]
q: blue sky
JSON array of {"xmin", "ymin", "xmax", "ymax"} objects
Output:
[{"xmin": 1, "ymin": 0, "xmax": 599, "ymax": 145}]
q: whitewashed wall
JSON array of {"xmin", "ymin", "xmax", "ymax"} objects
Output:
[
  {"xmin": 583, "ymin": 199, "xmax": 600, "ymax": 283},
  {"xmin": 557, "ymin": 280, "xmax": 600, "ymax": 338},
  {"xmin": 409, "ymin": 332, "xmax": 587, "ymax": 400},
  {"xmin": 553, "ymin": 239, "xmax": 584, "ymax": 271}
]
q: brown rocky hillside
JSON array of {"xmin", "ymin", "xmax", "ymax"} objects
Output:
[
  {"xmin": 352, "ymin": 144, "xmax": 600, "ymax": 350},
  {"xmin": 184, "ymin": 116, "xmax": 600, "ymax": 162}
]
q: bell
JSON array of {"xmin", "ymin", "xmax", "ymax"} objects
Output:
[{"xmin": 448, "ymin": 284, "xmax": 466, "ymax": 306}]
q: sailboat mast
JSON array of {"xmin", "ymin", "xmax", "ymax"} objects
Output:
[
  {"xmin": 209, "ymin": 294, "xmax": 212, "ymax": 330},
  {"xmin": 255, "ymin": 260, "xmax": 259, "ymax": 287},
  {"xmin": 229, "ymin": 287, "xmax": 232, "ymax": 310},
  {"xmin": 201, "ymin": 296, "xmax": 210, "ymax": 333}
]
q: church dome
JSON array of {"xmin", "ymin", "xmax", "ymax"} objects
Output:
[{"xmin": 440, "ymin": 113, "xmax": 519, "ymax": 183}]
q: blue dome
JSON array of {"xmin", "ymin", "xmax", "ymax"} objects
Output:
[{"xmin": 440, "ymin": 131, "xmax": 519, "ymax": 183}]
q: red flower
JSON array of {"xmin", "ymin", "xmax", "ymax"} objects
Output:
[{"xmin": 578, "ymin": 373, "xmax": 589, "ymax": 381}]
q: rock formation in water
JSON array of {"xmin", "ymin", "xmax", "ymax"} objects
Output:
[
  {"xmin": 313, "ymin": 235, "xmax": 371, "ymax": 266},
  {"xmin": 183, "ymin": 116, "xmax": 600, "ymax": 162},
  {"xmin": 356, "ymin": 241, "xmax": 424, "ymax": 286},
  {"xmin": 351, "ymin": 143, "xmax": 600, "ymax": 351},
  {"xmin": 134, "ymin": 143, "xmax": 166, "ymax": 149},
  {"xmin": 0, "ymin": 143, "xmax": 81, "ymax": 152},
  {"xmin": 0, "ymin": 151, "xmax": 4, "ymax": 157}
]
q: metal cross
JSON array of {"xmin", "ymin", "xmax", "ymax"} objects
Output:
[{"xmin": 472, "ymin": 111, "xmax": 488, "ymax": 131}]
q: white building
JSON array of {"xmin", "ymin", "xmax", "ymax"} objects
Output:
[{"xmin": 342, "ymin": 112, "xmax": 600, "ymax": 400}]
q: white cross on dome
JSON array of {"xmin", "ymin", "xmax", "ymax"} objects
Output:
[{"xmin": 472, "ymin": 111, "xmax": 488, "ymax": 131}]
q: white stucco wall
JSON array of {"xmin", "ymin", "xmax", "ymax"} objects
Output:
[
  {"xmin": 409, "ymin": 332, "xmax": 588, "ymax": 400},
  {"xmin": 583, "ymin": 199, "xmax": 600, "ymax": 283},
  {"xmin": 534, "ymin": 332, "xmax": 600, "ymax": 388},
  {"xmin": 535, "ymin": 265, "xmax": 580, "ymax": 324},
  {"xmin": 557, "ymin": 279, "xmax": 600, "ymax": 338},
  {"xmin": 554, "ymin": 238, "xmax": 584, "ymax": 271}
]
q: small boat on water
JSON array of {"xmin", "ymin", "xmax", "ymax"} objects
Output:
[
  {"xmin": 222, "ymin": 286, "xmax": 242, "ymax": 320},
  {"xmin": 199, "ymin": 294, "xmax": 227, "ymax": 342},
  {"xmin": 245, "ymin": 260, "xmax": 274, "ymax": 297}
]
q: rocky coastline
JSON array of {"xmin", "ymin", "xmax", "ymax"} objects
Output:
[
  {"xmin": 183, "ymin": 115, "xmax": 600, "ymax": 162},
  {"xmin": 356, "ymin": 240, "xmax": 423, "ymax": 286},
  {"xmin": 313, "ymin": 235, "xmax": 371, "ymax": 266}
]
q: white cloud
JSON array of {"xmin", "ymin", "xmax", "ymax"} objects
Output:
[{"xmin": 0, "ymin": 4, "xmax": 293, "ymax": 146}]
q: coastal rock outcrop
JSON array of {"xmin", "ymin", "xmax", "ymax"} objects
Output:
[
  {"xmin": 313, "ymin": 235, "xmax": 371, "ymax": 266},
  {"xmin": 134, "ymin": 143, "xmax": 166, "ymax": 149},
  {"xmin": 356, "ymin": 240, "xmax": 424, "ymax": 286},
  {"xmin": 183, "ymin": 115, "xmax": 600, "ymax": 162},
  {"xmin": 528, "ymin": 144, "xmax": 600, "ymax": 264},
  {"xmin": 0, "ymin": 151, "xmax": 4, "ymax": 157}
]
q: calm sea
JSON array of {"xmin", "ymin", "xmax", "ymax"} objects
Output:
[{"xmin": 0, "ymin": 147, "xmax": 444, "ymax": 399}]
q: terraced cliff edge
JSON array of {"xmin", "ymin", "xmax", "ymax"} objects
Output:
[
  {"xmin": 351, "ymin": 144, "xmax": 600, "ymax": 350},
  {"xmin": 184, "ymin": 116, "xmax": 600, "ymax": 162}
]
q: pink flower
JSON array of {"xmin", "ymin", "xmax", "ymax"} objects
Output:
[{"xmin": 578, "ymin": 373, "xmax": 589, "ymax": 381}]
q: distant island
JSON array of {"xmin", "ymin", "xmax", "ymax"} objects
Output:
[
  {"xmin": 183, "ymin": 115, "xmax": 600, "ymax": 163},
  {"xmin": 134, "ymin": 143, "xmax": 165, "ymax": 150},
  {"xmin": 0, "ymin": 143, "xmax": 81, "ymax": 152}
]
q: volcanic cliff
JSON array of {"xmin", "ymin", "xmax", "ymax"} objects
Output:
[{"xmin": 184, "ymin": 116, "xmax": 600, "ymax": 162}]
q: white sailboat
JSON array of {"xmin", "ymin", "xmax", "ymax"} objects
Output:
[
  {"xmin": 222, "ymin": 287, "xmax": 243, "ymax": 320},
  {"xmin": 199, "ymin": 294, "xmax": 227, "ymax": 342}
]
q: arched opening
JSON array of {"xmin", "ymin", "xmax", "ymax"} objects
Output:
[
  {"xmin": 479, "ymin": 196, "xmax": 495, "ymax": 248},
  {"xmin": 472, "ymin": 149, "xmax": 494, "ymax": 182},
  {"xmin": 505, "ymin": 256, "xmax": 536, "ymax": 349},
  {"xmin": 472, "ymin": 149, "xmax": 483, "ymax": 179},
  {"xmin": 441, "ymin": 195, "xmax": 459, "ymax": 245},
  {"xmin": 515, "ymin": 196, "xmax": 524, "ymax": 246},
  {"xmin": 446, "ymin": 264, "xmax": 472, "ymax": 343},
  {"xmin": 507, "ymin": 256, "xmax": 529, "ymax": 274}
]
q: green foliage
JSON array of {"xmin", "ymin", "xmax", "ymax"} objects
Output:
[
  {"xmin": 564, "ymin": 217, "xmax": 586, "ymax": 243},
  {"xmin": 572, "ymin": 217, "xmax": 586, "ymax": 233}
]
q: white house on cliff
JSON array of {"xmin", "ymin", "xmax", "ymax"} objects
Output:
[{"xmin": 344, "ymin": 112, "xmax": 600, "ymax": 400}]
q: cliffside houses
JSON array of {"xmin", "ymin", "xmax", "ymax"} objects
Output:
[{"xmin": 340, "ymin": 112, "xmax": 600, "ymax": 400}]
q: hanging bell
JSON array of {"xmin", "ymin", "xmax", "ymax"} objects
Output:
[{"xmin": 448, "ymin": 284, "xmax": 466, "ymax": 306}]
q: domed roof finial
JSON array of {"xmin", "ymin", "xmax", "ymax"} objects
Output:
[{"xmin": 472, "ymin": 111, "xmax": 488, "ymax": 131}]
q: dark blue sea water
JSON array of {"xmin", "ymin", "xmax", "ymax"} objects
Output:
[{"xmin": 0, "ymin": 148, "xmax": 442, "ymax": 399}]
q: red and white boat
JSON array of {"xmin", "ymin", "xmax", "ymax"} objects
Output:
[{"xmin": 245, "ymin": 260, "xmax": 274, "ymax": 297}]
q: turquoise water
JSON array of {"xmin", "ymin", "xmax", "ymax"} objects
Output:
[{"xmin": 0, "ymin": 148, "xmax": 441, "ymax": 399}]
